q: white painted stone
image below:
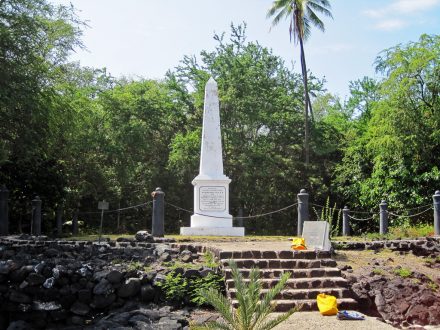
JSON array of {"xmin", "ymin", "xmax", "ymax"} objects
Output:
[{"xmin": 180, "ymin": 77, "xmax": 244, "ymax": 236}]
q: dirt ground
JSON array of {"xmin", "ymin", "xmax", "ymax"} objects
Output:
[{"xmin": 333, "ymin": 249, "xmax": 439, "ymax": 281}]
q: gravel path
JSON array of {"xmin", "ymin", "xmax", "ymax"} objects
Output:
[{"xmin": 272, "ymin": 312, "xmax": 396, "ymax": 329}]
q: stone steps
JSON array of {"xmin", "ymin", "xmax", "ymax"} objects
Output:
[
  {"xmin": 228, "ymin": 287, "xmax": 352, "ymax": 300},
  {"xmin": 219, "ymin": 248, "xmax": 358, "ymax": 313},
  {"xmin": 225, "ymin": 276, "xmax": 348, "ymax": 289},
  {"xmin": 219, "ymin": 250, "xmax": 331, "ymax": 260},
  {"xmin": 231, "ymin": 298, "xmax": 359, "ymax": 312},
  {"xmin": 222, "ymin": 259, "xmax": 326, "ymax": 269},
  {"xmin": 223, "ymin": 267, "xmax": 342, "ymax": 279}
]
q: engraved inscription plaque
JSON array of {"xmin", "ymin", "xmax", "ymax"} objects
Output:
[{"xmin": 199, "ymin": 186, "xmax": 226, "ymax": 211}]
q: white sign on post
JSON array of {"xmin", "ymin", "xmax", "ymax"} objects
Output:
[{"xmin": 98, "ymin": 201, "xmax": 109, "ymax": 210}]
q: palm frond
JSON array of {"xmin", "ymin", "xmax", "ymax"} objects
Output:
[
  {"xmin": 302, "ymin": 16, "xmax": 312, "ymax": 41},
  {"xmin": 204, "ymin": 260, "xmax": 297, "ymax": 330},
  {"xmin": 200, "ymin": 287, "xmax": 235, "ymax": 326},
  {"xmin": 228, "ymin": 260, "xmax": 249, "ymax": 328},
  {"xmin": 253, "ymin": 271, "xmax": 292, "ymax": 328},
  {"xmin": 306, "ymin": 7, "xmax": 325, "ymax": 32},
  {"xmin": 267, "ymin": 0, "xmax": 332, "ymax": 43},
  {"xmin": 198, "ymin": 321, "xmax": 233, "ymax": 330},
  {"xmin": 267, "ymin": 1, "xmax": 291, "ymax": 27},
  {"xmin": 307, "ymin": 0, "xmax": 333, "ymax": 18}
]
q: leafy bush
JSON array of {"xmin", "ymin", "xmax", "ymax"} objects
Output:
[
  {"xmin": 158, "ymin": 271, "xmax": 188, "ymax": 303},
  {"xmin": 158, "ymin": 270, "xmax": 224, "ymax": 306},
  {"xmin": 189, "ymin": 273, "xmax": 224, "ymax": 306},
  {"xmin": 203, "ymin": 251, "xmax": 220, "ymax": 268}
]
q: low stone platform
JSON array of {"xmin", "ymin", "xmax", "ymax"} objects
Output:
[
  {"xmin": 222, "ymin": 250, "xmax": 358, "ymax": 312},
  {"xmin": 174, "ymin": 244, "xmax": 358, "ymax": 312}
]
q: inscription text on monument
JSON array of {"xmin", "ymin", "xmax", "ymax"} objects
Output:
[{"xmin": 199, "ymin": 186, "xmax": 226, "ymax": 211}]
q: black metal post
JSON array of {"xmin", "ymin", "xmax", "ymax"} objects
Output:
[
  {"xmin": 0, "ymin": 185, "xmax": 9, "ymax": 236},
  {"xmin": 32, "ymin": 196, "xmax": 42, "ymax": 236},
  {"xmin": 152, "ymin": 187, "xmax": 165, "ymax": 237},
  {"xmin": 342, "ymin": 206, "xmax": 350, "ymax": 236},
  {"xmin": 433, "ymin": 190, "xmax": 440, "ymax": 236},
  {"xmin": 72, "ymin": 209, "xmax": 78, "ymax": 236},
  {"xmin": 56, "ymin": 205, "xmax": 63, "ymax": 237},
  {"xmin": 297, "ymin": 189, "xmax": 309, "ymax": 236},
  {"xmin": 379, "ymin": 200, "xmax": 388, "ymax": 235}
]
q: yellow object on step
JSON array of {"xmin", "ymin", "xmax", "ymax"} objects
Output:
[
  {"xmin": 291, "ymin": 237, "xmax": 306, "ymax": 250},
  {"xmin": 317, "ymin": 293, "xmax": 338, "ymax": 316}
]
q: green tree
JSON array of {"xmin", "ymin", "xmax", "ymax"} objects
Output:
[
  {"xmin": 345, "ymin": 77, "xmax": 380, "ymax": 125},
  {"xmin": 0, "ymin": 0, "xmax": 85, "ymax": 231},
  {"xmin": 335, "ymin": 34, "xmax": 440, "ymax": 228},
  {"xmin": 267, "ymin": 0, "xmax": 333, "ymax": 166},
  {"xmin": 0, "ymin": 0, "xmax": 83, "ymax": 163}
]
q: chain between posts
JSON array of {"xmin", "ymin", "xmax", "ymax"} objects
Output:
[
  {"xmin": 387, "ymin": 206, "xmax": 433, "ymax": 218},
  {"xmin": 78, "ymin": 201, "xmax": 152, "ymax": 215},
  {"xmin": 165, "ymin": 202, "xmax": 298, "ymax": 220},
  {"xmin": 347, "ymin": 214, "xmax": 375, "ymax": 222}
]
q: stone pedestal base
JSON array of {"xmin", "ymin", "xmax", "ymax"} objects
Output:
[
  {"xmin": 180, "ymin": 226, "xmax": 245, "ymax": 236},
  {"xmin": 190, "ymin": 214, "xmax": 232, "ymax": 227}
]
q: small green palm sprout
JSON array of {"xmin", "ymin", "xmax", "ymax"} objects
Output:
[{"xmin": 197, "ymin": 260, "xmax": 298, "ymax": 330}]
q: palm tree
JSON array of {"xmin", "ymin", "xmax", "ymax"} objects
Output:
[
  {"xmin": 196, "ymin": 260, "xmax": 297, "ymax": 330},
  {"xmin": 267, "ymin": 0, "xmax": 332, "ymax": 166}
]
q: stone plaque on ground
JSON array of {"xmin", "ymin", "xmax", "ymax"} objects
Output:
[
  {"xmin": 302, "ymin": 221, "xmax": 331, "ymax": 251},
  {"xmin": 199, "ymin": 186, "xmax": 226, "ymax": 211}
]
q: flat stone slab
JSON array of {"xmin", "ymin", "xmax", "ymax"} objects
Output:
[
  {"xmin": 180, "ymin": 227, "xmax": 244, "ymax": 236},
  {"xmin": 302, "ymin": 221, "xmax": 331, "ymax": 251}
]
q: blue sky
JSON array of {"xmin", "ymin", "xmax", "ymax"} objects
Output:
[{"xmin": 53, "ymin": 0, "xmax": 440, "ymax": 98}]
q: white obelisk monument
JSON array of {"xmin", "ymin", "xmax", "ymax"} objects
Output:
[{"xmin": 180, "ymin": 77, "xmax": 244, "ymax": 236}]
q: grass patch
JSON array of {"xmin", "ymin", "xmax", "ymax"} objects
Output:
[
  {"xmin": 333, "ymin": 224, "xmax": 434, "ymax": 241},
  {"xmin": 394, "ymin": 267, "xmax": 412, "ymax": 278},
  {"xmin": 428, "ymin": 281, "xmax": 439, "ymax": 291},
  {"xmin": 372, "ymin": 268, "xmax": 386, "ymax": 275}
]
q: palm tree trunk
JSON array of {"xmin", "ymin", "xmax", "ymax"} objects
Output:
[{"xmin": 298, "ymin": 36, "xmax": 310, "ymax": 166}]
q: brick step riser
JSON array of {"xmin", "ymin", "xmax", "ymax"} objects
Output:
[
  {"xmin": 231, "ymin": 299, "xmax": 358, "ymax": 312},
  {"xmin": 226, "ymin": 279, "xmax": 348, "ymax": 290},
  {"xmin": 223, "ymin": 260, "xmax": 323, "ymax": 269},
  {"xmin": 228, "ymin": 289, "xmax": 352, "ymax": 300},
  {"xmin": 223, "ymin": 268, "xmax": 342, "ymax": 280},
  {"xmin": 219, "ymin": 251, "xmax": 331, "ymax": 260},
  {"xmin": 224, "ymin": 259, "xmax": 338, "ymax": 268}
]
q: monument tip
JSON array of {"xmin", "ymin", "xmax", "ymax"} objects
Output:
[{"xmin": 207, "ymin": 77, "xmax": 217, "ymax": 86}]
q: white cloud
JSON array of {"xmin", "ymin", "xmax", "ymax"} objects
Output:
[
  {"xmin": 391, "ymin": 0, "xmax": 440, "ymax": 14},
  {"xmin": 364, "ymin": 0, "xmax": 440, "ymax": 17},
  {"xmin": 374, "ymin": 19, "xmax": 407, "ymax": 31},
  {"xmin": 363, "ymin": 0, "xmax": 440, "ymax": 31}
]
